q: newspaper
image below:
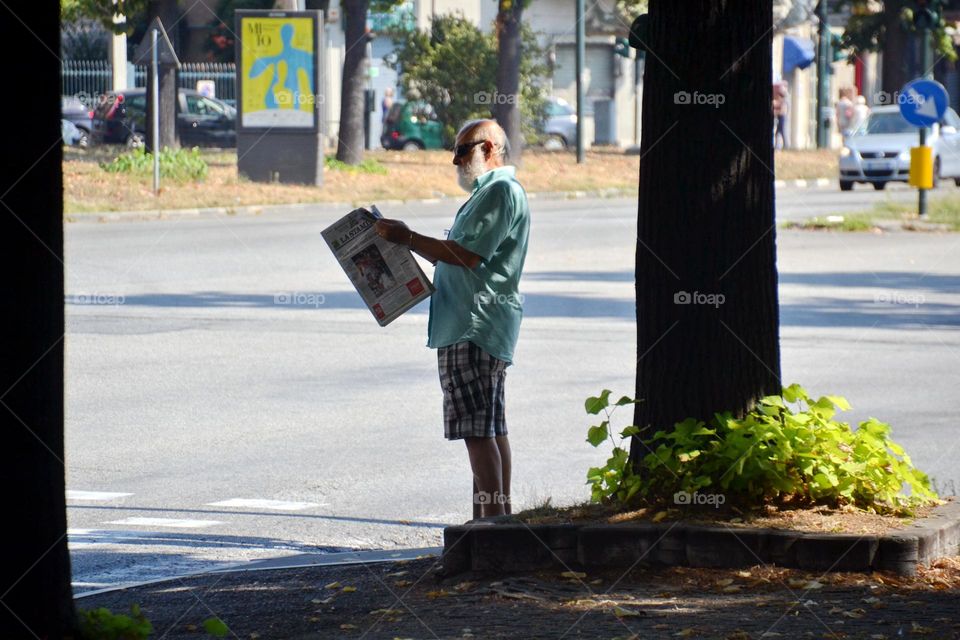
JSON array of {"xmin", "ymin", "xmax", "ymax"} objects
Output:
[{"xmin": 322, "ymin": 205, "xmax": 434, "ymax": 326}]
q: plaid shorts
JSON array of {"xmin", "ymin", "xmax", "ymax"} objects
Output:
[{"xmin": 437, "ymin": 341, "xmax": 508, "ymax": 440}]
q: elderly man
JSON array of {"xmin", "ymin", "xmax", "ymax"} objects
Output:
[{"xmin": 374, "ymin": 119, "xmax": 530, "ymax": 521}]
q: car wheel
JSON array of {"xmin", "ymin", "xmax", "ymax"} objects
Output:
[
  {"xmin": 839, "ymin": 180, "xmax": 853, "ymax": 191},
  {"xmin": 954, "ymin": 177, "xmax": 960, "ymax": 187},
  {"xmin": 402, "ymin": 140, "xmax": 423, "ymax": 152},
  {"xmin": 76, "ymin": 129, "xmax": 90, "ymax": 148},
  {"xmin": 543, "ymin": 134, "xmax": 566, "ymax": 151},
  {"xmin": 872, "ymin": 182, "xmax": 886, "ymax": 191},
  {"xmin": 126, "ymin": 132, "xmax": 145, "ymax": 149}
]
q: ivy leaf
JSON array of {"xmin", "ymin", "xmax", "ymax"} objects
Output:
[
  {"xmin": 586, "ymin": 421, "xmax": 609, "ymax": 447},
  {"xmin": 614, "ymin": 395, "xmax": 641, "ymax": 406},
  {"xmin": 203, "ymin": 617, "xmax": 229, "ymax": 638},
  {"xmin": 825, "ymin": 395, "xmax": 852, "ymax": 411},
  {"xmin": 620, "ymin": 425, "xmax": 641, "ymax": 438},
  {"xmin": 585, "ymin": 390, "xmax": 612, "ymax": 414}
]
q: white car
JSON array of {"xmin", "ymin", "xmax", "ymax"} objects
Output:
[{"xmin": 838, "ymin": 105, "xmax": 960, "ymax": 191}]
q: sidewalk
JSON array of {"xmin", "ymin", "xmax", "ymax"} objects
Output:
[{"xmin": 77, "ymin": 551, "xmax": 960, "ymax": 639}]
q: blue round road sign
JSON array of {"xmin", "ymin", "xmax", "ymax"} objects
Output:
[{"xmin": 898, "ymin": 78, "xmax": 949, "ymax": 127}]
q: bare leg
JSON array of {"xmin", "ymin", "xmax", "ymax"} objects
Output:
[
  {"xmin": 464, "ymin": 437, "xmax": 505, "ymax": 517},
  {"xmin": 495, "ymin": 435, "xmax": 511, "ymax": 515},
  {"xmin": 472, "ymin": 477, "xmax": 481, "ymax": 520}
]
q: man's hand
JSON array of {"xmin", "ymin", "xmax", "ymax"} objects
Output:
[{"xmin": 374, "ymin": 219, "xmax": 411, "ymax": 245}]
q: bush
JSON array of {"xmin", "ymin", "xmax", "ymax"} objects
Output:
[
  {"xmin": 388, "ymin": 14, "xmax": 549, "ymax": 145},
  {"xmin": 78, "ymin": 605, "xmax": 151, "ymax": 640},
  {"xmin": 586, "ymin": 384, "xmax": 938, "ymax": 515},
  {"xmin": 100, "ymin": 147, "xmax": 208, "ymax": 182}
]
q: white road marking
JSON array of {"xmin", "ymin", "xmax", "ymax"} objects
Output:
[
  {"xmin": 105, "ymin": 517, "xmax": 222, "ymax": 528},
  {"xmin": 67, "ymin": 490, "xmax": 133, "ymax": 501},
  {"xmin": 205, "ymin": 498, "xmax": 323, "ymax": 511}
]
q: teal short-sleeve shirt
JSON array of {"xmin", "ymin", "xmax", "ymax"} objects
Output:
[{"xmin": 427, "ymin": 166, "xmax": 530, "ymax": 363}]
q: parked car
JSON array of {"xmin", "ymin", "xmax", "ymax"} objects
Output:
[
  {"xmin": 381, "ymin": 101, "xmax": 444, "ymax": 151},
  {"xmin": 61, "ymin": 95, "xmax": 92, "ymax": 146},
  {"xmin": 838, "ymin": 104, "xmax": 960, "ymax": 191},
  {"xmin": 91, "ymin": 88, "xmax": 237, "ymax": 148},
  {"xmin": 540, "ymin": 97, "xmax": 577, "ymax": 150},
  {"xmin": 61, "ymin": 119, "xmax": 86, "ymax": 146}
]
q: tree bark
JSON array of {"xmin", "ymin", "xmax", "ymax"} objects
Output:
[
  {"xmin": 0, "ymin": 3, "xmax": 74, "ymax": 638},
  {"xmin": 146, "ymin": 0, "xmax": 180, "ymax": 152},
  {"xmin": 881, "ymin": 0, "xmax": 910, "ymax": 95},
  {"xmin": 495, "ymin": 0, "xmax": 523, "ymax": 162},
  {"xmin": 337, "ymin": 0, "xmax": 370, "ymax": 164},
  {"xmin": 630, "ymin": 0, "xmax": 781, "ymax": 469}
]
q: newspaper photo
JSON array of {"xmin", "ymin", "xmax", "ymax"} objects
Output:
[{"xmin": 322, "ymin": 205, "xmax": 434, "ymax": 326}]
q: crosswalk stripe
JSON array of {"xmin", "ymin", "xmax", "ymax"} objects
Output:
[
  {"xmin": 67, "ymin": 490, "xmax": 133, "ymax": 501},
  {"xmin": 105, "ymin": 517, "xmax": 222, "ymax": 528},
  {"xmin": 205, "ymin": 498, "xmax": 323, "ymax": 511}
]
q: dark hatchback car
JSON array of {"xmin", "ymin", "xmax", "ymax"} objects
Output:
[
  {"xmin": 92, "ymin": 88, "xmax": 236, "ymax": 147},
  {"xmin": 61, "ymin": 96, "xmax": 93, "ymax": 146}
]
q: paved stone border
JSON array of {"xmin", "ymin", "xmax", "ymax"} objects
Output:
[{"xmin": 442, "ymin": 499, "xmax": 960, "ymax": 577}]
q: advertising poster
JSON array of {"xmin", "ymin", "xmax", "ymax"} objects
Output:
[{"xmin": 239, "ymin": 15, "xmax": 316, "ymax": 128}]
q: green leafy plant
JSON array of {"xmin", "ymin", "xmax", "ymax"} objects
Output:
[
  {"xmin": 100, "ymin": 147, "xmax": 208, "ymax": 182},
  {"xmin": 203, "ymin": 616, "xmax": 229, "ymax": 637},
  {"xmin": 78, "ymin": 604, "xmax": 152, "ymax": 640},
  {"xmin": 584, "ymin": 389, "xmax": 643, "ymax": 504},
  {"xmin": 388, "ymin": 14, "xmax": 549, "ymax": 145},
  {"xmin": 586, "ymin": 384, "xmax": 939, "ymax": 515}
]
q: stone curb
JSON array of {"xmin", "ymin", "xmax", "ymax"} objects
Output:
[
  {"xmin": 441, "ymin": 499, "xmax": 960, "ymax": 577},
  {"xmin": 774, "ymin": 178, "xmax": 833, "ymax": 188}
]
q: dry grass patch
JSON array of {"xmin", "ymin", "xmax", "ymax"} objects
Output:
[
  {"xmin": 64, "ymin": 146, "xmax": 837, "ymax": 214},
  {"xmin": 774, "ymin": 148, "xmax": 837, "ymax": 180}
]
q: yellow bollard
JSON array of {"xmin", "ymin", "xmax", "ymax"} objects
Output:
[{"xmin": 909, "ymin": 146, "xmax": 933, "ymax": 189}]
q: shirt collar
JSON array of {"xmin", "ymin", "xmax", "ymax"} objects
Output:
[{"xmin": 472, "ymin": 165, "xmax": 516, "ymax": 191}]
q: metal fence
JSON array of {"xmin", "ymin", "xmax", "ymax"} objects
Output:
[{"xmin": 62, "ymin": 60, "xmax": 237, "ymax": 106}]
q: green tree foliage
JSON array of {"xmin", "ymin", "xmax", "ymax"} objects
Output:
[
  {"xmin": 837, "ymin": 0, "xmax": 957, "ymax": 64},
  {"xmin": 61, "ymin": 0, "xmax": 149, "ymax": 35},
  {"xmin": 389, "ymin": 14, "xmax": 549, "ymax": 145}
]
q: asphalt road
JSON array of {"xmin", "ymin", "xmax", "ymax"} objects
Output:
[{"xmin": 64, "ymin": 187, "xmax": 960, "ymax": 593}]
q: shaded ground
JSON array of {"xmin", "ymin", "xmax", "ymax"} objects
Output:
[{"xmin": 79, "ymin": 554, "xmax": 960, "ymax": 639}]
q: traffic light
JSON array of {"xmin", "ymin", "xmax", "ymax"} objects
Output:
[{"xmin": 613, "ymin": 37, "xmax": 630, "ymax": 58}]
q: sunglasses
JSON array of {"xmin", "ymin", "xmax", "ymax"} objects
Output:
[{"xmin": 454, "ymin": 140, "xmax": 486, "ymax": 158}]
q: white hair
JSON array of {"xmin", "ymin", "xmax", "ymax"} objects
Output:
[{"xmin": 457, "ymin": 119, "xmax": 509, "ymax": 160}]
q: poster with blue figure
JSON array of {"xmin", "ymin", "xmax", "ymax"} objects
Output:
[{"xmin": 241, "ymin": 16, "xmax": 316, "ymax": 128}]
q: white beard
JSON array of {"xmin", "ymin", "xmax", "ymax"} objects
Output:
[{"xmin": 457, "ymin": 151, "xmax": 488, "ymax": 193}]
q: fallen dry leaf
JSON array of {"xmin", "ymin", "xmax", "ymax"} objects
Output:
[
  {"xmin": 324, "ymin": 581, "xmax": 341, "ymax": 589},
  {"xmin": 561, "ymin": 571, "xmax": 587, "ymax": 579}
]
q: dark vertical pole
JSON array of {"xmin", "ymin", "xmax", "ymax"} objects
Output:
[
  {"xmin": 575, "ymin": 0, "xmax": 585, "ymax": 163},
  {"xmin": 919, "ymin": 26, "xmax": 932, "ymax": 217},
  {"xmin": 815, "ymin": 0, "xmax": 830, "ymax": 148}
]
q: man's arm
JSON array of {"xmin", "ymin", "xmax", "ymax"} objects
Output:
[{"xmin": 374, "ymin": 219, "xmax": 482, "ymax": 269}]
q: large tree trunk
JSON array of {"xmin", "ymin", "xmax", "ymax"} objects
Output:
[
  {"xmin": 495, "ymin": 0, "xmax": 523, "ymax": 162},
  {"xmin": 630, "ymin": 0, "xmax": 781, "ymax": 469},
  {"xmin": 881, "ymin": 0, "xmax": 910, "ymax": 94},
  {"xmin": 0, "ymin": 3, "xmax": 74, "ymax": 638},
  {"xmin": 337, "ymin": 0, "xmax": 369, "ymax": 164}
]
